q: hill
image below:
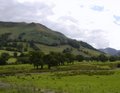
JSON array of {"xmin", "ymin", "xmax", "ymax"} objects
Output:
[
  {"xmin": 0, "ymin": 21, "xmax": 101, "ymax": 56},
  {"xmin": 99, "ymin": 47, "xmax": 120, "ymax": 56}
]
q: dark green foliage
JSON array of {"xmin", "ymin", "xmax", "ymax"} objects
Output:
[
  {"xmin": 90, "ymin": 56, "xmax": 99, "ymax": 61},
  {"xmin": 17, "ymin": 43, "xmax": 24, "ymax": 52},
  {"xmin": 0, "ymin": 53, "xmax": 10, "ymax": 65},
  {"xmin": 0, "ymin": 33, "xmax": 11, "ymax": 47},
  {"xmin": 57, "ymin": 53, "xmax": 66, "ymax": 65},
  {"xmin": 13, "ymin": 52, "xmax": 18, "ymax": 57},
  {"xmin": 68, "ymin": 39, "xmax": 80, "ymax": 48},
  {"xmin": 98, "ymin": 54, "xmax": 108, "ymax": 62},
  {"xmin": 29, "ymin": 41, "xmax": 40, "ymax": 50},
  {"xmin": 43, "ymin": 52, "xmax": 59, "ymax": 69},
  {"xmin": 76, "ymin": 55, "xmax": 84, "ymax": 62},
  {"xmin": 109, "ymin": 56, "xmax": 117, "ymax": 62},
  {"xmin": 89, "ymin": 55, "xmax": 109, "ymax": 62},
  {"xmin": 63, "ymin": 47, "xmax": 72, "ymax": 53},
  {"xmin": 19, "ymin": 52, "xmax": 25, "ymax": 57},
  {"xmin": 18, "ymin": 32, "xmax": 26, "ymax": 40},
  {"xmin": 17, "ymin": 57, "xmax": 29, "ymax": 64},
  {"xmin": 64, "ymin": 53, "xmax": 75, "ymax": 64},
  {"xmin": 29, "ymin": 51, "xmax": 44, "ymax": 69},
  {"xmin": 117, "ymin": 63, "xmax": 120, "ymax": 68}
]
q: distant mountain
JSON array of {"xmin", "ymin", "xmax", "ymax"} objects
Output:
[
  {"xmin": 0, "ymin": 21, "xmax": 102, "ymax": 56},
  {"xmin": 99, "ymin": 48, "xmax": 120, "ymax": 56}
]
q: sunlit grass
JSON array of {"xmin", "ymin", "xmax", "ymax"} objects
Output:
[{"xmin": 0, "ymin": 61, "xmax": 120, "ymax": 93}]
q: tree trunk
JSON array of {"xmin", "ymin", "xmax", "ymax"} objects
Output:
[
  {"xmin": 36, "ymin": 65, "xmax": 39, "ymax": 69},
  {"xmin": 48, "ymin": 65, "xmax": 51, "ymax": 69},
  {"xmin": 40, "ymin": 65, "xmax": 43, "ymax": 69}
]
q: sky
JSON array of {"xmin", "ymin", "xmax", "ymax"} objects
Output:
[{"xmin": 0, "ymin": 0, "xmax": 120, "ymax": 49}]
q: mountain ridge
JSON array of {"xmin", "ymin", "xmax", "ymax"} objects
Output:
[
  {"xmin": 0, "ymin": 21, "xmax": 101, "ymax": 56},
  {"xmin": 99, "ymin": 47, "xmax": 120, "ymax": 56}
]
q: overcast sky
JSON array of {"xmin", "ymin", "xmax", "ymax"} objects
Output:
[{"xmin": 0, "ymin": 0, "xmax": 120, "ymax": 49}]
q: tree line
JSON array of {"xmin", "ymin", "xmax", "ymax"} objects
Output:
[
  {"xmin": 1, "ymin": 51, "xmax": 120, "ymax": 69},
  {"xmin": 28, "ymin": 52, "xmax": 120, "ymax": 69}
]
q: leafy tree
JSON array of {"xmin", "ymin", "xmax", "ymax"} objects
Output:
[
  {"xmin": 57, "ymin": 53, "xmax": 66, "ymax": 65},
  {"xmin": 109, "ymin": 56, "xmax": 117, "ymax": 62},
  {"xmin": 76, "ymin": 55, "xmax": 84, "ymax": 62},
  {"xmin": 13, "ymin": 52, "xmax": 18, "ymax": 57},
  {"xmin": 90, "ymin": 56, "xmax": 99, "ymax": 61},
  {"xmin": 43, "ymin": 52, "xmax": 59, "ymax": 69},
  {"xmin": 29, "ymin": 51, "xmax": 44, "ymax": 69},
  {"xmin": 63, "ymin": 48, "xmax": 72, "ymax": 53},
  {"xmin": 17, "ymin": 43, "xmax": 23, "ymax": 52},
  {"xmin": 24, "ymin": 47, "xmax": 28, "ymax": 52},
  {"xmin": 98, "ymin": 54, "xmax": 108, "ymax": 62},
  {"xmin": 19, "ymin": 53, "xmax": 24, "ymax": 57},
  {"xmin": 65, "ymin": 53, "xmax": 75, "ymax": 64},
  {"xmin": 84, "ymin": 57, "xmax": 91, "ymax": 62},
  {"xmin": 0, "ymin": 53, "xmax": 10, "ymax": 65}
]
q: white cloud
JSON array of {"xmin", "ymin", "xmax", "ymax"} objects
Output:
[{"xmin": 0, "ymin": 0, "xmax": 120, "ymax": 49}]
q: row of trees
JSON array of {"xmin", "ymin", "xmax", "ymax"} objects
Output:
[
  {"xmin": 29, "ymin": 51, "xmax": 120, "ymax": 69},
  {"xmin": 29, "ymin": 51, "xmax": 74, "ymax": 69},
  {"xmin": 0, "ymin": 51, "xmax": 120, "ymax": 69}
]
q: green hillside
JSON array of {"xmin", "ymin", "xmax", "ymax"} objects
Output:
[
  {"xmin": 0, "ymin": 21, "xmax": 68, "ymax": 45},
  {"xmin": 0, "ymin": 21, "xmax": 102, "ymax": 56}
]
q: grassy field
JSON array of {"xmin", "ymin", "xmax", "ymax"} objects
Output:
[
  {"xmin": 0, "ymin": 62, "xmax": 120, "ymax": 93},
  {"xmin": 35, "ymin": 44, "xmax": 101, "ymax": 56}
]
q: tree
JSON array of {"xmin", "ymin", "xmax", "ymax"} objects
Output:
[
  {"xmin": 43, "ymin": 52, "xmax": 59, "ymax": 69},
  {"xmin": 13, "ymin": 52, "xmax": 18, "ymax": 57},
  {"xmin": 29, "ymin": 51, "xmax": 44, "ymax": 69},
  {"xmin": 109, "ymin": 56, "xmax": 117, "ymax": 62},
  {"xmin": 64, "ymin": 53, "xmax": 75, "ymax": 64},
  {"xmin": 17, "ymin": 43, "xmax": 23, "ymax": 52},
  {"xmin": 98, "ymin": 54, "xmax": 108, "ymax": 62},
  {"xmin": 0, "ymin": 53, "xmax": 10, "ymax": 65},
  {"xmin": 57, "ymin": 53, "xmax": 65, "ymax": 65},
  {"xmin": 76, "ymin": 55, "xmax": 84, "ymax": 62},
  {"xmin": 63, "ymin": 48, "xmax": 72, "ymax": 53},
  {"xmin": 90, "ymin": 56, "xmax": 99, "ymax": 61}
]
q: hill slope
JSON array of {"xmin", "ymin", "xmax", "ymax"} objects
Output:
[
  {"xmin": 99, "ymin": 48, "xmax": 120, "ymax": 56},
  {"xmin": 0, "ymin": 21, "xmax": 69, "ymax": 45},
  {"xmin": 0, "ymin": 21, "xmax": 101, "ymax": 56}
]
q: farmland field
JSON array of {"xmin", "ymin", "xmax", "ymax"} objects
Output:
[{"xmin": 0, "ymin": 62, "xmax": 120, "ymax": 93}]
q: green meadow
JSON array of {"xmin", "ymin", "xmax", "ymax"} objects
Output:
[{"xmin": 0, "ymin": 62, "xmax": 120, "ymax": 93}]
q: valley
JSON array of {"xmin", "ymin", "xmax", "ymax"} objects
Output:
[{"xmin": 0, "ymin": 22, "xmax": 120, "ymax": 93}]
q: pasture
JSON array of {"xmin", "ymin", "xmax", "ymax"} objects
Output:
[{"xmin": 0, "ymin": 61, "xmax": 120, "ymax": 93}]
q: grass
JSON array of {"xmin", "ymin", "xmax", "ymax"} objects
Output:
[
  {"xmin": 7, "ymin": 57, "xmax": 17, "ymax": 64},
  {"xmin": 0, "ymin": 71, "xmax": 120, "ymax": 93},
  {"xmin": 36, "ymin": 43, "xmax": 83, "ymax": 55},
  {"xmin": 0, "ymin": 64, "xmax": 33, "ymax": 75},
  {"xmin": 0, "ymin": 61, "xmax": 119, "ymax": 75},
  {"xmin": 79, "ymin": 46, "xmax": 101, "ymax": 56},
  {"xmin": 36, "ymin": 44, "xmax": 72, "ymax": 54},
  {"xmin": 0, "ymin": 61, "xmax": 120, "ymax": 93},
  {"xmin": 0, "ymin": 50, "xmax": 15, "ymax": 56},
  {"xmin": 35, "ymin": 43, "xmax": 101, "ymax": 56}
]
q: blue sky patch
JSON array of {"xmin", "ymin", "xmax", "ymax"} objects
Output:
[
  {"xmin": 113, "ymin": 15, "xmax": 120, "ymax": 21},
  {"xmin": 91, "ymin": 5, "xmax": 104, "ymax": 12},
  {"xmin": 113, "ymin": 15, "xmax": 120, "ymax": 25}
]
